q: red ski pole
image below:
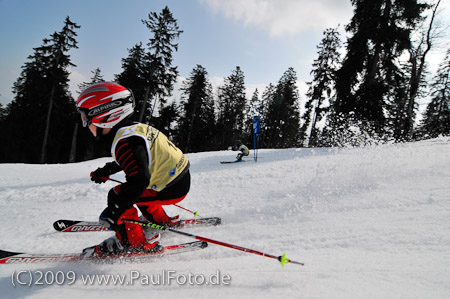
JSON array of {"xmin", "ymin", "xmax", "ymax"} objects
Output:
[
  {"xmin": 173, "ymin": 204, "xmax": 199, "ymax": 217},
  {"xmin": 122, "ymin": 218, "xmax": 304, "ymax": 267}
]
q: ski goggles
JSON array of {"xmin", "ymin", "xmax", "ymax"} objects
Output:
[{"xmin": 78, "ymin": 109, "xmax": 92, "ymax": 127}]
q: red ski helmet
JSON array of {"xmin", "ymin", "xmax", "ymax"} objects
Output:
[{"xmin": 76, "ymin": 82, "xmax": 135, "ymax": 128}]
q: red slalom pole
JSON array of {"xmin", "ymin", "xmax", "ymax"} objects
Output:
[{"xmin": 122, "ymin": 218, "xmax": 304, "ymax": 267}]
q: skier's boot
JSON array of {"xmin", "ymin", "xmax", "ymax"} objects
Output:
[
  {"xmin": 139, "ymin": 204, "xmax": 182, "ymax": 227},
  {"xmin": 166, "ymin": 215, "xmax": 182, "ymax": 227},
  {"xmin": 81, "ymin": 233, "xmax": 162, "ymax": 258}
]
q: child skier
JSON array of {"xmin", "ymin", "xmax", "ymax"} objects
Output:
[
  {"xmin": 77, "ymin": 82, "xmax": 190, "ymax": 257},
  {"xmin": 233, "ymin": 140, "xmax": 249, "ymax": 161}
]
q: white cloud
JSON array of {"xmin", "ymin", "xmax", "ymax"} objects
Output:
[
  {"xmin": 170, "ymin": 75, "xmax": 225, "ymax": 103},
  {"xmin": 246, "ymin": 83, "xmax": 267, "ymax": 97},
  {"xmin": 210, "ymin": 75, "xmax": 226, "ymax": 92},
  {"xmin": 68, "ymin": 68, "xmax": 88, "ymax": 98},
  {"xmin": 199, "ymin": 0, "xmax": 353, "ymax": 37}
]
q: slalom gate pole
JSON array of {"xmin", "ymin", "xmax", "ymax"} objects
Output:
[
  {"xmin": 122, "ymin": 218, "xmax": 304, "ymax": 267},
  {"xmin": 96, "ymin": 175, "xmax": 199, "ymax": 217},
  {"xmin": 252, "ymin": 113, "xmax": 260, "ymax": 163},
  {"xmin": 253, "ymin": 132, "xmax": 257, "ymax": 162},
  {"xmin": 254, "ymin": 134, "xmax": 259, "ymax": 162}
]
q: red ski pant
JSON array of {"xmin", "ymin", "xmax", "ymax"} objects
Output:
[{"xmin": 109, "ymin": 171, "xmax": 190, "ymax": 248}]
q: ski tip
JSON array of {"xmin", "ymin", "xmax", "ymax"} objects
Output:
[
  {"xmin": 0, "ymin": 249, "xmax": 21, "ymax": 259},
  {"xmin": 53, "ymin": 220, "xmax": 80, "ymax": 231},
  {"xmin": 194, "ymin": 211, "xmax": 199, "ymax": 217},
  {"xmin": 53, "ymin": 221, "xmax": 65, "ymax": 231}
]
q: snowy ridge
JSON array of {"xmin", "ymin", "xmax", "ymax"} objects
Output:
[{"xmin": 1, "ymin": 138, "xmax": 450, "ymax": 298}]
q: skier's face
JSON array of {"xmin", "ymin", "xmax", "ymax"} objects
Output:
[
  {"xmin": 87, "ymin": 124, "xmax": 111, "ymax": 137},
  {"xmin": 88, "ymin": 123, "xmax": 97, "ymax": 137}
]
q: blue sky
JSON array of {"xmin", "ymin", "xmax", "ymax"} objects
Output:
[{"xmin": 0, "ymin": 0, "xmax": 448, "ymax": 107}]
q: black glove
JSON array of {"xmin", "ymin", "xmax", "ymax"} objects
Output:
[
  {"xmin": 99, "ymin": 205, "xmax": 124, "ymax": 230},
  {"xmin": 90, "ymin": 167, "xmax": 111, "ymax": 184}
]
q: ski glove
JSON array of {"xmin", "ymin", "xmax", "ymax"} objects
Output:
[
  {"xmin": 90, "ymin": 167, "xmax": 111, "ymax": 184},
  {"xmin": 99, "ymin": 205, "xmax": 124, "ymax": 230}
]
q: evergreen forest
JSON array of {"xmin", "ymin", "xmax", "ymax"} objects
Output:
[{"xmin": 0, "ymin": 1, "xmax": 449, "ymax": 164}]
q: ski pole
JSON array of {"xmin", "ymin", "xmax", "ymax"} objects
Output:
[
  {"xmin": 94, "ymin": 175, "xmax": 199, "ymax": 217},
  {"xmin": 122, "ymin": 218, "xmax": 304, "ymax": 267},
  {"xmin": 174, "ymin": 204, "xmax": 199, "ymax": 217},
  {"xmin": 102, "ymin": 176, "xmax": 122, "ymax": 184}
]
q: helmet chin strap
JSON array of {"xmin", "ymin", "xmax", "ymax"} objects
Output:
[{"xmin": 95, "ymin": 127, "xmax": 104, "ymax": 141}]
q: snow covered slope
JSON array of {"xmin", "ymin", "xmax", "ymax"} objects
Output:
[{"xmin": 1, "ymin": 138, "xmax": 449, "ymax": 298}]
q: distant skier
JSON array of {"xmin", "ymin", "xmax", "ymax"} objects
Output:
[
  {"xmin": 233, "ymin": 140, "xmax": 249, "ymax": 162},
  {"xmin": 76, "ymin": 82, "xmax": 190, "ymax": 258}
]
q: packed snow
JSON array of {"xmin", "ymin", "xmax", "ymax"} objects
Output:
[{"xmin": 1, "ymin": 138, "xmax": 450, "ymax": 298}]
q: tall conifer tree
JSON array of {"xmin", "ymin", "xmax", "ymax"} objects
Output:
[
  {"xmin": 216, "ymin": 66, "xmax": 247, "ymax": 148},
  {"xmin": 335, "ymin": 0, "xmax": 427, "ymax": 131},
  {"xmin": 259, "ymin": 83, "xmax": 276, "ymax": 147},
  {"xmin": 115, "ymin": 7, "xmax": 182, "ymax": 125},
  {"xmin": 176, "ymin": 65, "xmax": 215, "ymax": 153},
  {"xmin": 392, "ymin": 0, "xmax": 440, "ymax": 140},
  {"xmin": 115, "ymin": 42, "xmax": 148, "ymax": 121},
  {"xmin": 70, "ymin": 67, "xmax": 107, "ymax": 162},
  {"xmin": 265, "ymin": 68, "xmax": 302, "ymax": 148},
  {"xmin": 419, "ymin": 49, "xmax": 450, "ymax": 137},
  {"xmin": 140, "ymin": 6, "xmax": 183, "ymax": 124},
  {"xmin": 244, "ymin": 89, "xmax": 261, "ymax": 147},
  {"xmin": 1, "ymin": 17, "xmax": 79, "ymax": 163},
  {"xmin": 302, "ymin": 28, "xmax": 341, "ymax": 147},
  {"xmin": 78, "ymin": 67, "xmax": 105, "ymax": 93}
]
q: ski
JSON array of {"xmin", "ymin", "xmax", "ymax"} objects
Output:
[
  {"xmin": 53, "ymin": 217, "xmax": 221, "ymax": 233},
  {"xmin": 53, "ymin": 220, "xmax": 109, "ymax": 232},
  {"xmin": 0, "ymin": 241, "xmax": 208, "ymax": 264},
  {"xmin": 220, "ymin": 160, "xmax": 246, "ymax": 164}
]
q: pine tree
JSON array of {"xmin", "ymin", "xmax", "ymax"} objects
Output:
[
  {"xmin": 176, "ymin": 65, "xmax": 215, "ymax": 153},
  {"xmin": 70, "ymin": 67, "xmax": 107, "ymax": 162},
  {"xmin": 249, "ymin": 89, "xmax": 261, "ymax": 118},
  {"xmin": 0, "ymin": 103, "xmax": 6, "ymax": 154},
  {"xmin": 244, "ymin": 89, "xmax": 261, "ymax": 148},
  {"xmin": 335, "ymin": 0, "xmax": 427, "ymax": 131},
  {"xmin": 140, "ymin": 6, "xmax": 183, "ymax": 124},
  {"xmin": 302, "ymin": 28, "xmax": 341, "ymax": 147},
  {"xmin": 39, "ymin": 17, "xmax": 80, "ymax": 163},
  {"xmin": 264, "ymin": 68, "xmax": 302, "ymax": 148},
  {"xmin": 115, "ymin": 7, "xmax": 182, "ymax": 125},
  {"xmin": 216, "ymin": 66, "xmax": 247, "ymax": 148},
  {"xmin": 78, "ymin": 67, "xmax": 105, "ymax": 93},
  {"xmin": 1, "ymin": 16, "xmax": 80, "ymax": 163},
  {"xmin": 0, "ymin": 103, "xmax": 5, "ymax": 121},
  {"xmin": 419, "ymin": 49, "xmax": 450, "ymax": 138},
  {"xmin": 115, "ymin": 42, "xmax": 148, "ymax": 121},
  {"xmin": 392, "ymin": 0, "xmax": 441, "ymax": 140},
  {"xmin": 259, "ymin": 83, "xmax": 276, "ymax": 147},
  {"xmin": 153, "ymin": 101, "xmax": 179, "ymax": 139}
]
